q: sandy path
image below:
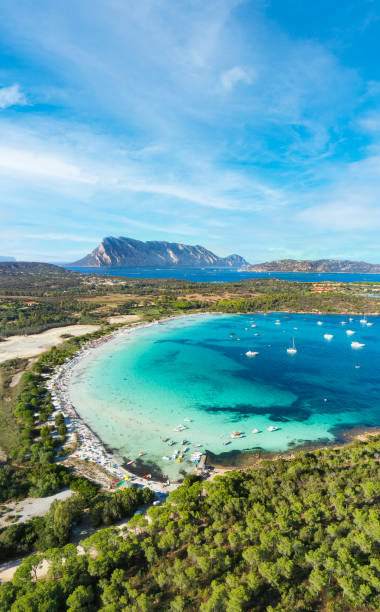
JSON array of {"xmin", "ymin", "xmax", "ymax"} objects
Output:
[{"xmin": 0, "ymin": 325, "xmax": 100, "ymax": 363}]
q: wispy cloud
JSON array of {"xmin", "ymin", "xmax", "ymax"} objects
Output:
[
  {"xmin": 221, "ymin": 66, "xmax": 254, "ymax": 91},
  {"xmin": 0, "ymin": 146, "xmax": 95, "ymax": 183},
  {"xmin": 25, "ymin": 233, "xmax": 100, "ymax": 242},
  {"xmin": 0, "ymin": 84, "xmax": 26, "ymax": 109}
]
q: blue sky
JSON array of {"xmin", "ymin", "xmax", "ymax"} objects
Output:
[{"xmin": 1, "ymin": 0, "xmax": 380, "ymax": 263}]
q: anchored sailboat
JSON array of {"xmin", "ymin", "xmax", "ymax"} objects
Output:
[{"xmin": 287, "ymin": 338, "xmax": 297, "ymax": 354}]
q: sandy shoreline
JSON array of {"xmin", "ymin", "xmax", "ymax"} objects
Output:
[{"xmin": 48, "ymin": 316, "xmax": 200, "ymax": 492}]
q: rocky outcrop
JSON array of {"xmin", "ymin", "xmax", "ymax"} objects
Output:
[{"xmin": 73, "ymin": 236, "xmax": 249, "ymax": 268}]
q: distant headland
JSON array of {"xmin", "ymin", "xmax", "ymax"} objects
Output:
[{"xmin": 243, "ymin": 258, "xmax": 380, "ymax": 274}]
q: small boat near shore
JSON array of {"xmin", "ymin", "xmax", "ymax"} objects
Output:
[
  {"xmin": 246, "ymin": 350, "xmax": 259, "ymax": 357},
  {"xmin": 324, "ymin": 334, "xmax": 334, "ymax": 341},
  {"xmin": 268, "ymin": 426, "xmax": 279, "ymax": 431},
  {"xmin": 287, "ymin": 338, "xmax": 297, "ymax": 354}
]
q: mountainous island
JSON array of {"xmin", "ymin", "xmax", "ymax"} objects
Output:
[
  {"xmin": 73, "ymin": 236, "xmax": 248, "ymax": 267},
  {"xmin": 244, "ymin": 258, "xmax": 380, "ymax": 273},
  {"xmin": 0, "ymin": 256, "xmax": 16, "ymax": 262}
]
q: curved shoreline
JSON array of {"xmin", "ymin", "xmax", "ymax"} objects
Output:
[
  {"xmin": 48, "ymin": 311, "xmax": 380, "ymax": 483},
  {"xmin": 48, "ymin": 319, "xmax": 185, "ymax": 490},
  {"xmin": 47, "ymin": 314, "xmax": 211, "ymax": 489}
]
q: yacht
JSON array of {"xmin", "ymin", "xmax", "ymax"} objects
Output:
[
  {"xmin": 252, "ymin": 428, "xmax": 260, "ymax": 434},
  {"xmin": 287, "ymin": 338, "xmax": 297, "ymax": 354},
  {"xmin": 346, "ymin": 330, "xmax": 355, "ymax": 336},
  {"xmin": 231, "ymin": 431, "xmax": 244, "ymax": 439},
  {"xmin": 246, "ymin": 350, "xmax": 259, "ymax": 357},
  {"xmin": 324, "ymin": 334, "xmax": 334, "ymax": 341},
  {"xmin": 351, "ymin": 341, "xmax": 365, "ymax": 349},
  {"xmin": 317, "ymin": 321, "xmax": 323, "ymax": 325},
  {"xmin": 268, "ymin": 426, "xmax": 279, "ymax": 431},
  {"xmin": 360, "ymin": 316, "xmax": 367, "ymax": 324}
]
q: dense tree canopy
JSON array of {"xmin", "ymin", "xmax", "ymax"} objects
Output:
[{"xmin": 1, "ymin": 436, "xmax": 379, "ymax": 611}]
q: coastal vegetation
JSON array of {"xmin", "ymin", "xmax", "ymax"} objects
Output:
[
  {"xmin": 0, "ymin": 436, "xmax": 379, "ymax": 610},
  {"xmin": 0, "ymin": 262, "xmax": 379, "ymax": 338}
]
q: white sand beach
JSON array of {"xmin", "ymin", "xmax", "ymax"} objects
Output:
[{"xmin": 48, "ymin": 321, "xmax": 183, "ymax": 495}]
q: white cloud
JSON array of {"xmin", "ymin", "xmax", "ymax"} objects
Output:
[
  {"xmin": 0, "ymin": 84, "xmax": 26, "ymax": 109},
  {"xmin": 0, "ymin": 146, "xmax": 95, "ymax": 183},
  {"xmin": 220, "ymin": 66, "xmax": 254, "ymax": 91}
]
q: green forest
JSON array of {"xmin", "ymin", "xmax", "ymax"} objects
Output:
[{"xmin": 1, "ymin": 437, "xmax": 379, "ymax": 611}]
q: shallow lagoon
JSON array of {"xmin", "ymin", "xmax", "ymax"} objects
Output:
[{"xmin": 68, "ymin": 313, "xmax": 380, "ymax": 479}]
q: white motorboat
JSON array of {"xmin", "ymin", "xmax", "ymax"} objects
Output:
[
  {"xmin": 252, "ymin": 428, "xmax": 260, "ymax": 434},
  {"xmin": 351, "ymin": 341, "xmax": 365, "ymax": 349},
  {"xmin": 324, "ymin": 334, "xmax": 334, "ymax": 341},
  {"xmin": 317, "ymin": 321, "xmax": 323, "ymax": 325},
  {"xmin": 268, "ymin": 426, "xmax": 279, "ymax": 431},
  {"xmin": 346, "ymin": 330, "xmax": 355, "ymax": 335},
  {"xmin": 246, "ymin": 350, "xmax": 259, "ymax": 357}
]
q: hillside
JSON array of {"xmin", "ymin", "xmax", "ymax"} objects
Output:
[
  {"xmin": 244, "ymin": 258, "xmax": 380, "ymax": 273},
  {"xmin": 0, "ymin": 256, "xmax": 15, "ymax": 262},
  {"xmin": 73, "ymin": 236, "xmax": 249, "ymax": 268}
]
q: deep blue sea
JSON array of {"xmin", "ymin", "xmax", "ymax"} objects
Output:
[
  {"xmin": 68, "ymin": 313, "xmax": 380, "ymax": 479},
  {"xmin": 65, "ymin": 265, "xmax": 380, "ymax": 284}
]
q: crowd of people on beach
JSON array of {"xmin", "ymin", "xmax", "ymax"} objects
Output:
[{"xmin": 47, "ymin": 326, "xmax": 179, "ymax": 496}]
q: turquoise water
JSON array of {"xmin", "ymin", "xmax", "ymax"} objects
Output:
[{"xmin": 68, "ymin": 313, "xmax": 380, "ymax": 480}]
